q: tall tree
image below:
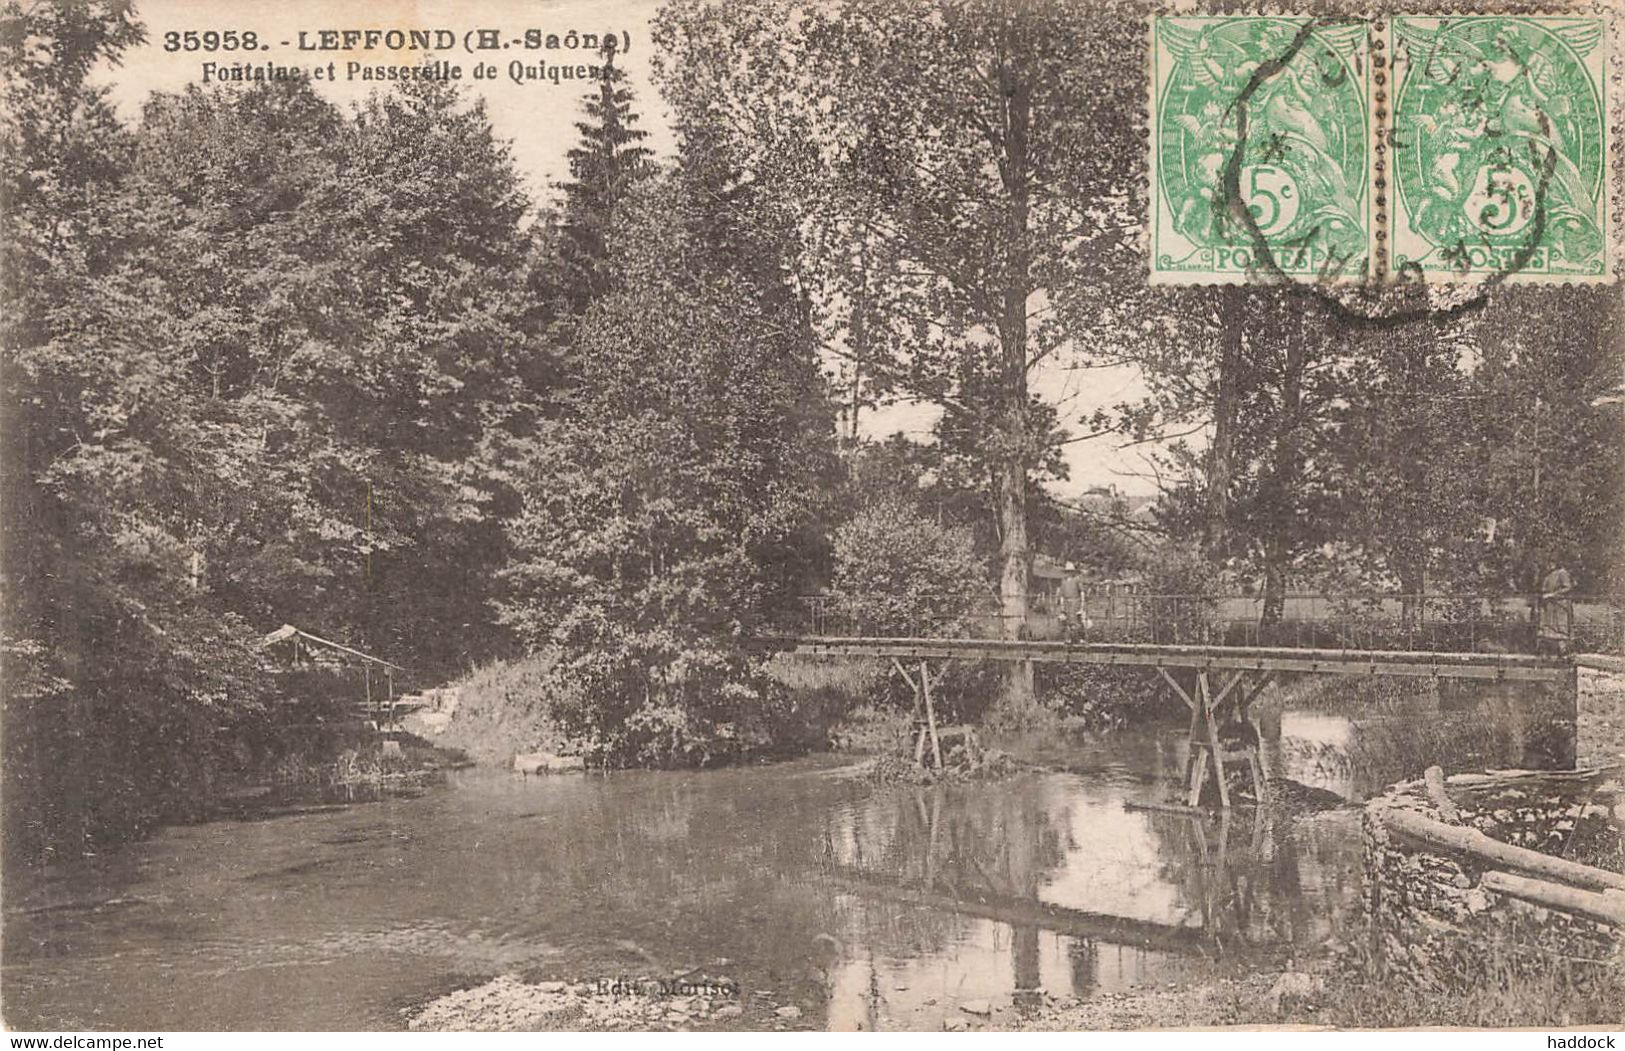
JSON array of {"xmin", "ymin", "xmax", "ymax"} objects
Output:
[
  {"xmin": 1, "ymin": 59, "xmax": 552, "ymax": 855},
  {"xmin": 0, "ymin": 2, "xmax": 286, "ymax": 856},
  {"xmin": 556, "ymin": 41, "xmax": 656, "ymax": 314},
  {"xmin": 652, "ymin": 0, "xmax": 1144, "ymax": 713},
  {"xmin": 500, "ymin": 145, "xmax": 837, "ymax": 764}
]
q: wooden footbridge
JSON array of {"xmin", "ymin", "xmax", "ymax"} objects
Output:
[{"xmin": 767, "ymin": 633, "xmax": 1579, "ymax": 809}]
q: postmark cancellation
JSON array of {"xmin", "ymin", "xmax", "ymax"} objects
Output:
[{"xmin": 1148, "ymin": 11, "xmax": 1615, "ymax": 285}]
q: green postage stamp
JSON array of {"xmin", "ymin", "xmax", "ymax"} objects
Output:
[{"xmin": 1148, "ymin": 14, "xmax": 1614, "ymax": 284}]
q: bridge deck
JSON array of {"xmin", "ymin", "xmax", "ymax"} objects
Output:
[{"xmin": 768, "ymin": 636, "xmax": 1574, "ymax": 683}]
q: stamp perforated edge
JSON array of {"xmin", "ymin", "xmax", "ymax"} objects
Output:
[{"xmin": 1141, "ymin": 2, "xmax": 1623, "ymax": 288}]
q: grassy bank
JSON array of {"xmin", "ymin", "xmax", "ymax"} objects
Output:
[
  {"xmin": 430, "ymin": 651, "xmax": 1180, "ymax": 771},
  {"xmin": 264, "ymin": 728, "xmax": 467, "ymax": 792},
  {"xmin": 431, "ymin": 651, "xmax": 572, "ymax": 765}
]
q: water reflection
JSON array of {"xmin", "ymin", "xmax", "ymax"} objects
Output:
[
  {"xmin": 1, "ymin": 677, "xmax": 1571, "ymax": 1032},
  {"xmin": 815, "ymin": 772, "xmax": 1360, "ymax": 1029}
]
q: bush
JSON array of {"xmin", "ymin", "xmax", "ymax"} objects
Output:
[
  {"xmin": 831, "ymin": 497, "xmax": 990, "ymax": 635},
  {"xmin": 1139, "ymin": 543, "xmax": 1223, "ymax": 644},
  {"xmin": 1037, "ymin": 664, "xmax": 1174, "ymax": 731},
  {"xmin": 450, "ymin": 632, "xmax": 850, "ymax": 769}
]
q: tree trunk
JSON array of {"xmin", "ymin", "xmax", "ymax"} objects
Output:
[
  {"xmin": 1207, "ymin": 287, "xmax": 1244, "ymax": 559},
  {"xmin": 1398, "ymin": 562, "xmax": 1425, "ymax": 632},
  {"xmin": 1258, "ymin": 302, "xmax": 1307, "ymax": 631},
  {"xmin": 848, "ymin": 240, "xmax": 871, "ymax": 443},
  {"xmin": 997, "ymin": 456, "xmax": 1034, "ymax": 708},
  {"xmin": 1261, "ymin": 550, "xmax": 1286, "ymax": 628},
  {"xmin": 993, "ymin": 32, "xmax": 1036, "ymax": 718}
]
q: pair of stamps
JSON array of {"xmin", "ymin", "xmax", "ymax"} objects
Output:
[{"xmin": 1149, "ymin": 14, "xmax": 1613, "ymax": 284}]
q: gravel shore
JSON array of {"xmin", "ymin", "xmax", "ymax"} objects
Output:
[{"xmin": 403, "ymin": 970, "xmax": 1303, "ymax": 1031}]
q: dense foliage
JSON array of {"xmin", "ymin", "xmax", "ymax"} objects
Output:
[
  {"xmin": 496, "ymin": 126, "xmax": 838, "ymax": 765},
  {"xmin": 1, "ymin": 5, "xmax": 553, "ymax": 857}
]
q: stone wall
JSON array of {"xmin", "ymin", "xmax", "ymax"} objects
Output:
[{"xmin": 1362, "ymin": 769, "xmax": 1623, "ymax": 987}]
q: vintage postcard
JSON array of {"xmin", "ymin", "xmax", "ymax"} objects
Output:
[{"xmin": 2, "ymin": 0, "xmax": 1621, "ymax": 1039}]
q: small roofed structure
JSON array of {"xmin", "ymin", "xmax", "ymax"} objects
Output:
[
  {"xmin": 260, "ymin": 624, "xmax": 404, "ymax": 671},
  {"xmin": 260, "ymin": 624, "xmax": 407, "ymax": 729}
]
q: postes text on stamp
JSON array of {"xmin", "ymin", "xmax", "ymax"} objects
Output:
[
  {"xmin": 1390, "ymin": 16, "xmax": 1610, "ymax": 282},
  {"xmin": 1150, "ymin": 17, "xmax": 1372, "ymax": 285}
]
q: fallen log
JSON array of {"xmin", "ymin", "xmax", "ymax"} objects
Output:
[
  {"xmin": 1480, "ymin": 870, "xmax": 1625, "ymax": 928},
  {"xmin": 1423, "ymin": 765, "xmax": 1461, "ymax": 824},
  {"xmin": 1445, "ymin": 766, "xmax": 1618, "ymax": 789},
  {"xmin": 1377, "ymin": 806, "xmax": 1625, "ymax": 893}
]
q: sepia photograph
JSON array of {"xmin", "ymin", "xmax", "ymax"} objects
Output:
[{"xmin": 1, "ymin": 0, "xmax": 1622, "ymax": 1036}]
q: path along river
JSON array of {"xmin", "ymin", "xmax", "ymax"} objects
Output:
[{"xmin": 2, "ymin": 682, "xmax": 1568, "ymax": 1030}]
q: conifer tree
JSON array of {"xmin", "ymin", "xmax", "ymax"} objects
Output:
[{"xmin": 557, "ymin": 41, "xmax": 654, "ymax": 313}]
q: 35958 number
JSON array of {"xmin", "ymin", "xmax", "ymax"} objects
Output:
[{"xmin": 163, "ymin": 30, "xmax": 262, "ymax": 52}]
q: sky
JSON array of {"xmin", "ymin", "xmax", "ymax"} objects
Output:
[{"xmin": 96, "ymin": 0, "xmax": 1171, "ymax": 496}]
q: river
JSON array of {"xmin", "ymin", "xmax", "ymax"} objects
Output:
[{"xmin": 1, "ymin": 682, "xmax": 1569, "ymax": 1031}]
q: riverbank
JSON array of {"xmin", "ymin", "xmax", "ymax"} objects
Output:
[
  {"xmin": 1015, "ymin": 956, "xmax": 1624, "ymax": 1029},
  {"xmin": 405, "ymin": 954, "xmax": 1624, "ymax": 1031},
  {"xmin": 403, "ymin": 970, "xmax": 1300, "ymax": 1031},
  {"xmin": 264, "ymin": 730, "xmax": 468, "ymax": 790}
]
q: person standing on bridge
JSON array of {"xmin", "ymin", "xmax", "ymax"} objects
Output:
[
  {"xmin": 1537, "ymin": 563, "xmax": 1575, "ymax": 656},
  {"xmin": 1059, "ymin": 562, "xmax": 1086, "ymax": 642}
]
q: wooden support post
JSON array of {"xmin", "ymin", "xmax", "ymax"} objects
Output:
[
  {"xmin": 894, "ymin": 658, "xmax": 931, "ymax": 767},
  {"xmin": 1199, "ymin": 672, "xmax": 1231, "ymax": 809},
  {"xmin": 1235, "ymin": 672, "xmax": 1275, "ymax": 720},
  {"xmin": 1158, "ymin": 667, "xmax": 1196, "ymax": 711},
  {"xmin": 1557, "ymin": 661, "xmax": 1579, "ymax": 769},
  {"xmin": 1187, "ymin": 749, "xmax": 1210, "ymax": 807},
  {"xmin": 1246, "ymin": 749, "xmax": 1265, "ymax": 805},
  {"xmin": 1209, "ymin": 670, "xmax": 1246, "ymax": 714},
  {"xmin": 921, "ymin": 661, "xmax": 943, "ymax": 771},
  {"xmin": 1161, "ymin": 668, "xmax": 1207, "ymax": 795}
]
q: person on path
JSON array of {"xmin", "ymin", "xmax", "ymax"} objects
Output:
[
  {"xmin": 1537, "ymin": 564, "xmax": 1575, "ymax": 656},
  {"xmin": 1059, "ymin": 562, "xmax": 1086, "ymax": 642}
]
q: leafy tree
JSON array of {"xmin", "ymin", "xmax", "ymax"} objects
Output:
[
  {"xmin": 106, "ymin": 78, "xmax": 541, "ymax": 672},
  {"xmin": 1128, "ymin": 291, "xmax": 1353, "ymax": 623},
  {"xmin": 1446, "ymin": 289, "xmax": 1623, "ymax": 596},
  {"xmin": 0, "ymin": 1, "xmax": 285, "ymax": 858},
  {"xmin": 337, "ymin": 79, "xmax": 546, "ymax": 669},
  {"xmin": 653, "ymin": 0, "xmax": 1151, "ymax": 715},
  {"xmin": 1323, "ymin": 315, "xmax": 1485, "ymax": 608},
  {"xmin": 2, "ymin": 52, "xmax": 553, "ymax": 855}
]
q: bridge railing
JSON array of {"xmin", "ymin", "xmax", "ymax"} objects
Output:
[{"xmin": 778, "ymin": 592, "xmax": 1625, "ymax": 655}]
